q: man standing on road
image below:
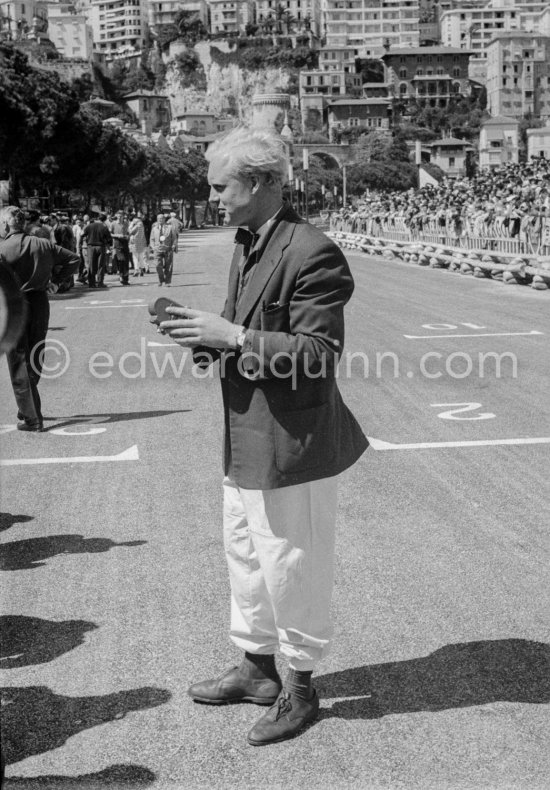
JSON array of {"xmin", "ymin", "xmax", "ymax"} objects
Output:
[
  {"xmin": 150, "ymin": 213, "xmax": 175, "ymax": 286},
  {"xmin": 111, "ymin": 210, "xmax": 131, "ymax": 285},
  {"xmin": 159, "ymin": 127, "xmax": 368, "ymax": 745},
  {"xmin": 0, "ymin": 206, "xmax": 79, "ymax": 431},
  {"xmin": 167, "ymin": 211, "xmax": 183, "ymax": 253},
  {"xmin": 79, "ymin": 213, "xmax": 112, "ymax": 289}
]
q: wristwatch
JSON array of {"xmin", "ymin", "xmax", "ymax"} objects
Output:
[{"xmin": 235, "ymin": 326, "xmax": 247, "ymax": 350}]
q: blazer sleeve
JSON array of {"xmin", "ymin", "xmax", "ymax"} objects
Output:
[{"xmin": 240, "ymin": 240, "xmax": 353, "ymax": 380}]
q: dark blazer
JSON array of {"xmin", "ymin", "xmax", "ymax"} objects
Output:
[{"xmin": 212, "ymin": 203, "xmax": 368, "ymax": 490}]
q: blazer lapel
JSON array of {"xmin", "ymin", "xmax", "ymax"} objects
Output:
[{"xmin": 234, "ymin": 212, "xmax": 297, "ymax": 326}]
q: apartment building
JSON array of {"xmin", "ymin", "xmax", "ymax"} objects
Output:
[
  {"xmin": 439, "ymin": 0, "xmax": 550, "ymax": 83},
  {"xmin": 299, "ymin": 68, "xmax": 362, "ymax": 129},
  {"xmin": 255, "ymin": 0, "xmax": 322, "ymax": 36},
  {"xmin": 382, "ymin": 46, "xmax": 471, "ymax": 108},
  {"xmin": 124, "ymin": 89, "xmax": 171, "ymax": 133},
  {"xmin": 478, "ymin": 115, "xmax": 519, "ymax": 167},
  {"xmin": 319, "ymin": 45, "xmax": 356, "ymax": 72},
  {"xmin": 486, "ymin": 32, "xmax": 550, "ymax": 120},
  {"xmin": 0, "ymin": 0, "xmax": 48, "ymax": 39},
  {"xmin": 324, "ymin": 0, "xmax": 420, "ymax": 60},
  {"xmin": 327, "ymin": 97, "xmax": 391, "ymax": 139},
  {"xmin": 208, "ymin": 0, "xmax": 253, "ymax": 33},
  {"xmin": 47, "ymin": 2, "xmax": 94, "ymax": 58},
  {"xmin": 147, "ymin": 0, "xmax": 208, "ymax": 29},
  {"xmin": 87, "ymin": 0, "xmax": 148, "ymax": 56}
]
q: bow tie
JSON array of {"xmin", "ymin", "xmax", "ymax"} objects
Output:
[{"xmin": 234, "ymin": 227, "xmax": 259, "ymax": 249}]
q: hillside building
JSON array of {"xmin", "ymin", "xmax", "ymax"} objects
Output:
[
  {"xmin": 323, "ymin": 0, "xmax": 420, "ymax": 61},
  {"xmin": 299, "ymin": 68, "xmax": 362, "ymax": 129},
  {"xmin": 147, "ymin": 0, "xmax": 208, "ymax": 30},
  {"xmin": 87, "ymin": 0, "xmax": 148, "ymax": 57},
  {"xmin": 526, "ymin": 125, "xmax": 550, "ymax": 158},
  {"xmin": 429, "ymin": 135, "xmax": 473, "ymax": 176},
  {"xmin": 486, "ymin": 32, "xmax": 550, "ymax": 120},
  {"xmin": 327, "ymin": 97, "xmax": 391, "ymax": 140},
  {"xmin": 255, "ymin": 0, "xmax": 322, "ymax": 37},
  {"xmin": 382, "ymin": 45, "xmax": 471, "ymax": 108},
  {"xmin": 123, "ymin": 89, "xmax": 171, "ymax": 134},
  {"xmin": 439, "ymin": 0, "xmax": 550, "ymax": 84},
  {"xmin": 208, "ymin": 0, "xmax": 253, "ymax": 34},
  {"xmin": 171, "ymin": 110, "xmax": 235, "ymax": 135},
  {"xmin": 478, "ymin": 115, "xmax": 519, "ymax": 168},
  {"xmin": 0, "ymin": 0, "xmax": 48, "ymax": 40},
  {"xmin": 47, "ymin": 2, "xmax": 93, "ymax": 59}
]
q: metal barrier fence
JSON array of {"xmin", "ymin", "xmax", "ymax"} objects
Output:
[{"xmin": 330, "ymin": 214, "xmax": 550, "ymax": 258}]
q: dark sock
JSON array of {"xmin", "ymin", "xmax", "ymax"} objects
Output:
[
  {"xmin": 241, "ymin": 652, "xmax": 280, "ymax": 682},
  {"xmin": 285, "ymin": 668, "xmax": 314, "ymax": 701}
]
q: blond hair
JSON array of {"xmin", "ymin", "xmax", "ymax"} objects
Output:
[{"xmin": 205, "ymin": 126, "xmax": 289, "ymax": 185}]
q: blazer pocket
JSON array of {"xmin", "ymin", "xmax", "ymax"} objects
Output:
[
  {"xmin": 260, "ymin": 302, "xmax": 290, "ymax": 332},
  {"xmin": 274, "ymin": 403, "xmax": 333, "ymax": 474}
]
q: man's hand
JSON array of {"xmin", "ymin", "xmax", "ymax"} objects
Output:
[{"xmin": 160, "ymin": 307, "xmax": 239, "ymax": 349}]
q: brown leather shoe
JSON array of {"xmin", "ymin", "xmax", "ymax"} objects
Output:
[
  {"xmin": 188, "ymin": 665, "xmax": 282, "ymax": 706},
  {"xmin": 247, "ymin": 689, "xmax": 320, "ymax": 746}
]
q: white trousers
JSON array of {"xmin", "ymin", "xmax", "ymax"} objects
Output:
[{"xmin": 222, "ymin": 473, "xmax": 338, "ymax": 671}]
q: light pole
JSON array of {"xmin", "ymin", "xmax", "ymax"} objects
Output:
[
  {"xmin": 295, "ymin": 177, "xmax": 300, "ymax": 214},
  {"xmin": 300, "ymin": 179, "xmax": 305, "ymax": 217},
  {"xmin": 342, "ymin": 164, "xmax": 347, "ymax": 208},
  {"xmin": 321, "ymin": 183, "xmax": 325, "ymax": 211},
  {"xmin": 288, "ymin": 161, "xmax": 294, "ymax": 207},
  {"xmin": 302, "ymin": 148, "xmax": 309, "ymax": 221}
]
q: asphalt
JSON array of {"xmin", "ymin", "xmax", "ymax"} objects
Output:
[{"xmin": 1, "ymin": 228, "xmax": 549, "ymax": 789}]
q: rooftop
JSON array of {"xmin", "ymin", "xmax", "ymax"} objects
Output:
[
  {"xmin": 328, "ymin": 98, "xmax": 391, "ymax": 106},
  {"xmin": 431, "ymin": 136, "xmax": 472, "ymax": 147},
  {"xmin": 123, "ymin": 90, "xmax": 168, "ymax": 100},
  {"xmin": 383, "ymin": 46, "xmax": 472, "ymax": 56},
  {"xmin": 482, "ymin": 115, "xmax": 520, "ymax": 126}
]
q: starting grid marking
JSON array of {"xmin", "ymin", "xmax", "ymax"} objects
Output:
[
  {"xmin": 368, "ymin": 436, "xmax": 550, "ymax": 451},
  {"xmin": 405, "ymin": 330, "xmax": 544, "ymax": 340},
  {"xmin": 0, "ymin": 444, "xmax": 139, "ymax": 467}
]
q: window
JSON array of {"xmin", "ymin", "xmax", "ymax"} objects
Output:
[
  {"xmin": 399, "ymin": 67, "xmax": 407, "ymax": 78},
  {"xmin": 449, "ymin": 157, "xmax": 455, "ymax": 167}
]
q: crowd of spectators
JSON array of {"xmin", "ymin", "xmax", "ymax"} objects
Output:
[{"xmin": 332, "ymin": 156, "xmax": 550, "ymax": 250}]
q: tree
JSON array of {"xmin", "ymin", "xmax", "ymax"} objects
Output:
[
  {"xmin": 346, "ymin": 161, "xmax": 417, "ymax": 193},
  {"xmin": 0, "ymin": 43, "xmax": 79, "ymax": 201},
  {"xmin": 355, "ymin": 58, "xmax": 384, "ymax": 84},
  {"xmin": 174, "ymin": 11, "xmax": 208, "ymax": 46}
]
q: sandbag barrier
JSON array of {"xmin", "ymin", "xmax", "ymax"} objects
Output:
[{"xmin": 327, "ymin": 231, "xmax": 550, "ymax": 292}]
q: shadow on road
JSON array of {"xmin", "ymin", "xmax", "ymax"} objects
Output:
[
  {"xmin": 316, "ymin": 639, "xmax": 550, "ymax": 720},
  {"xmin": 1, "ymin": 686, "xmax": 171, "ymax": 765},
  {"xmin": 0, "ymin": 514, "xmax": 34, "ymax": 534},
  {"xmin": 0, "ymin": 616, "xmax": 97, "ymax": 669},
  {"xmin": 48, "ymin": 410, "xmax": 191, "ymax": 431},
  {"xmin": 0, "ymin": 535, "xmax": 146, "ymax": 571},
  {"xmin": 4, "ymin": 764, "xmax": 156, "ymax": 788}
]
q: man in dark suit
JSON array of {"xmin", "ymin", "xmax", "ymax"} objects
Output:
[
  {"xmin": 0, "ymin": 206, "xmax": 79, "ymax": 431},
  {"xmin": 159, "ymin": 127, "xmax": 368, "ymax": 745}
]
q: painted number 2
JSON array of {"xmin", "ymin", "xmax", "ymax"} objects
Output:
[{"xmin": 431, "ymin": 402, "xmax": 496, "ymax": 421}]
